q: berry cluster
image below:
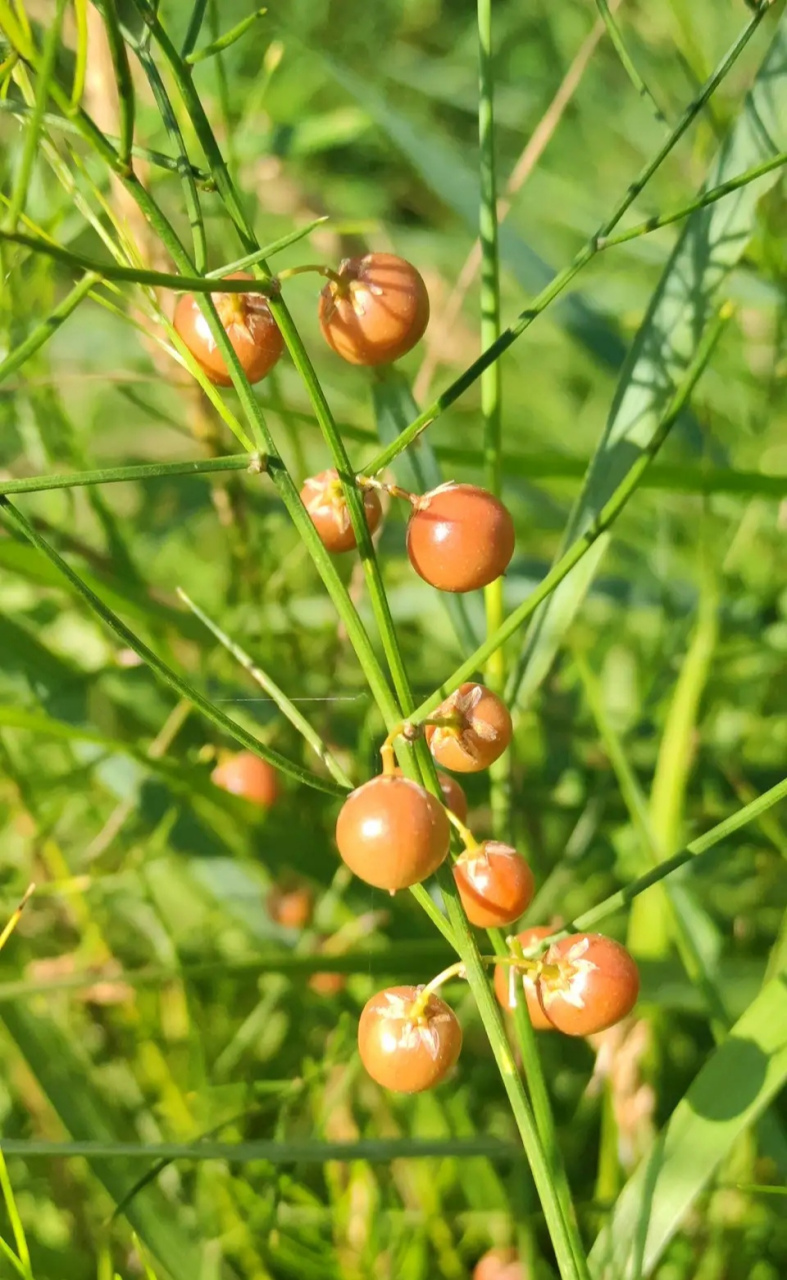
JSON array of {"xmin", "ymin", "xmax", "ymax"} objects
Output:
[
  {"xmin": 194, "ymin": 255, "xmax": 639, "ymax": 1097},
  {"xmin": 173, "ymin": 252, "xmax": 515, "ymax": 594}
]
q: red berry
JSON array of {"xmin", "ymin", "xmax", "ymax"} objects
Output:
[
  {"xmin": 335, "ymin": 775, "xmax": 450, "ymax": 890},
  {"xmin": 406, "ymin": 483, "xmax": 515, "ymax": 593},
  {"xmin": 211, "ymin": 751, "xmax": 279, "ymax": 807},
  {"xmin": 267, "ymin": 882, "xmax": 313, "ymax": 930},
  {"xmin": 391, "ymin": 766, "xmax": 468, "ymax": 822},
  {"xmin": 426, "ymin": 682, "xmax": 512, "ymax": 773},
  {"xmin": 453, "ymin": 842, "xmax": 534, "ymax": 928},
  {"xmin": 537, "ymin": 934, "xmax": 640, "ymax": 1036},
  {"xmin": 358, "ymin": 985, "xmax": 462, "ymax": 1092},
  {"xmin": 173, "ymin": 272, "xmax": 283, "ymax": 386},
  {"xmin": 318, "ymin": 253, "xmax": 429, "ymax": 366},
  {"xmin": 494, "ymin": 926, "xmax": 554, "ymax": 1030},
  {"xmin": 300, "ymin": 469, "xmax": 382, "ymax": 553},
  {"xmin": 474, "ymin": 1249, "xmax": 526, "ymax": 1280}
]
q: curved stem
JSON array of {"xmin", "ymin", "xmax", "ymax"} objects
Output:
[{"xmin": 445, "ymin": 807, "xmax": 480, "ymax": 852}]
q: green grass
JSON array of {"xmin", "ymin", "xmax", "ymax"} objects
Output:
[{"xmin": 1, "ymin": 0, "xmax": 787, "ymax": 1277}]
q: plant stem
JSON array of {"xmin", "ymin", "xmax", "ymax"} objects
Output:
[
  {"xmin": 406, "ymin": 306, "xmax": 728, "ymax": 725},
  {"xmin": 99, "ymin": 0, "xmax": 136, "ymax": 169},
  {"xmin": 0, "ymin": 454, "xmax": 255, "ymax": 495},
  {"xmin": 2, "ymin": 0, "xmax": 67, "ymax": 231},
  {"xmin": 177, "ymin": 588, "xmax": 352, "ymax": 789},
  {"xmin": 0, "ymin": 498, "xmax": 344, "ymax": 797},
  {"xmin": 0, "ymin": 271, "xmax": 99, "ymax": 386},
  {"xmin": 360, "ymin": 5, "xmax": 768, "ymax": 477},
  {"xmin": 186, "ymin": 9, "xmax": 267, "ymax": 65},
  {"xmin": 594, "ymin": 0, "xmax": 665, "ymax": 123}
]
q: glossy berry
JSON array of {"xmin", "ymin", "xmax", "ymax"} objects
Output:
[
  {"xmin": 211, "ymin": 751, "xmax": 279, "ymax": 807},
  {"xmin": 267, "ymin": 882, "xmax": 313, "ymax": 930},
  {"xmin": 494, "ymin": 926, "xmax": 554, "ymax": 1031},
  {"xmin": 358, "ymin": 985, "xmax": 462, "ymax": 1093},
  {"xmin": 474, "ymin": 1249, "xmax": 527, "ymax": 1280},
  {"xmin": 426, "ymin": 682, "xmax": 512, "ymax": 773},
  {"xmin": 407, "ymin": 483, "xmax": 515, "ymax": 593},
  {"xmin": 301, "ymin": 469, "xmax": 382, "ymax": 553},
  {"xmin": 174, "ymin": 272, "xmax": 283, "ymax": 386},
  {"xmin": 453, "ymin": 842, "xmax": 534, "ymax": 928},
  {"xmin": 536, "ymin": 933, "xmax": 640, "ymax": 1036},
  {"xmin": 392, "ymin": 766, "xmax": 468, "ymax": 823},
  {"xmin": 318, "ymin": 253, "xmax": 430, "ymax": 366},
  {"xmin": 335, "ymin": 774, "xmax": 450, "ymax": 890}
]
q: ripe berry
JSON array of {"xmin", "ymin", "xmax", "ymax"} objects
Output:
[
  {"xmin": 453, "ymin": 842, "xmax": 534, "ymax": 928},
  {"xmin": 318, "ymin": 253, "xmax": 429, "ymax": 366},
  {"xmin": 174, "ymin": 272, "xmax": 283, "ymax": 386},
  {"xmin": 358, "ymin": 985, "xmax": 462, "ymax": 1093},
  {"xmin": 309, "ymin": 970, "xmax": 346, "ymax": 997},
  {"xmin": 336, "ymin": 775, "xmax": 450, "ymax": 890},
  {"xmin": 494, "ymin": 926, "xmax": 554, "ymax": 1030},
  {"xmin": 406, "ymin": 483, "xmax": 515, "ymax": 593},
  {"xmin": 536, "ymin": 933, "xmax": 640, "ymax": 1036},
  {"xmin": 426, "ymin": 683, "xmax": 512, "ymax": 773},
  {"xmin": 211, "ymin": 751, "xmax": 279, "ymax": 807},
  {"xmin": 267, "ymin": 881, "xmax": 313, "ymax": 930},
  {"xmin": 474, "ymin": 1249, "xmax": 527, "ymax": 1280},
  {"xmin": 392, "ymin": 766, "xmax": 468, "ymax": 822},
  {"xmin": 301, "ymin": 469, "xmax": 382, "ymax": 553}
]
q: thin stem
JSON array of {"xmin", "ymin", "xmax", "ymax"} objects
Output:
[
  {"xmin": 445, "ymin": 807, "xmax": 480, "ymax": 851},
  {"xmin": 99, "ymin": 0, "xmax": 136, "ymax": 169},
  {"xmin": 0, "ymin": 884, "xmax": 35, "ymax": 953},
  {"xmin": 181, "ymin": 0, "xmax": 210, "ymax": 58},
  {"xmin": 0, "ymin": 271, "xmax": 99, "ymax": 386},
  {"xmin": 208, "ymin": 218, "xmax": 329, "ymax": 276},
  {"xmin": 2, "ymin": 0, "xmax": 67, "ymax": 231},
  {"xmin": 0, "ymin": 454, "xmax": 255, "ymax": 496},
  {"xmin": 599, "ymin": 150, "xmax": 787, "ymax": 248},
  {"xmin": 0, "ymin": 101, "xmax": 211, "ymax": 182},
  {"xmin": 0, "ymin": 498, "xmax": 345, "ymax": 798},
  {"xmin": 405, "ymin": 306, "xmax": 728, "ymax": 726},
  {"xmin": 185, "ymin": 8, "xmax": 267, "ymax": 65},
  {"xmin": 177, "ymin": 588, "xmax": 352, "ymax": 789},
  {"xmin": 277, "ymin": 263, "xmax": 342, "ymax": 284},
  {"xmin": 360, "ymin": 5, "xmax": 768, "ymax": 477},
  {"xmin": 0, "ymin": 230, "xmax": 274, "ymax": 292},
  {"xmin": 594, "ymin": 0, "xmax": 665, "ymax": 123}
]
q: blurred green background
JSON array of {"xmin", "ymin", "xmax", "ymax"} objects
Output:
[{"xmin": 1, "ymin": 0, "xmax": 787, "ymax": 1276}]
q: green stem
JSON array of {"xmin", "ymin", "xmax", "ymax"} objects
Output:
[
  {"xmin": 0, "ymin": 271, "xmax": 98, "ymax": 386},
  {"xmin": 594, "ymin": 0, "xmax": 665, "ymax": 123},
  {"xmin": 407, "ymin": 307, "xmax": 728, "ymax": 725},
  {"xmin": 0, "ymin": 454, "xmax": 255, "ymax": 496},
  {"xmin": 0, "ymin": 230, "xmax": 277, "ymax": 292},
  {"xmin": 546, "ymin": 773, "xmax": 787, "ymax": 942},
  {"xmin": 99, "ymin": 0, "xmax": 136, "ymax": 169},
  {"xmin": 177, "ymin": 588, "xmax": 352, "ymax": 789},
  {"xmin": 0, "ymin": 498, "xmax": 344, "ymax": 798},
  {"xmin": 186, "ymin": 7, "xmax": 267, "ymax": 64},
  {"xmin": 180, "ymin": 0, "xmax": 209, "ymax": 58},
  {"xmin": 0, "ymin": 101, "xmax": 211, "ymax": 182},
  {"xmin": 360, "ymin": 5, "xmax": 768, "ymax": 477},
  {"xmin": 2, "ymin": 0, "xmax": 67, "ymax": 232}
]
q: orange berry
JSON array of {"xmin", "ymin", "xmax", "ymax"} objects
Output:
[
  {"xmin": 453, "ymin": 842, "xmax": 534, "ymax": 928},
  {"xmin": 537, "ymin": 934, "xmax": 640, "ymax": 1036},
  {"xmin": 211, "ymin": 751, "xmax": 279, "ymax": 807},
  {"xmin": 335, "ymin": 775, "xmax": 450, "ymax": 891},
  {"xmin": 391, "ymin": 766, "xmax": 468, "ymax": 822},
  {"xmin": 173, "ymin": 272, "xmax": 283, "ymax": 386},
  {"xmin": 267, "ymin": 882, "xmax": 313, "ymax": 930},
  {"xmin": 407, "ymin": 483, "xmax": 515, "ymax": 593},
  {"xmin": 300, "ymin": 469, "xmax": 382, "ymax": 553},
  {"xmin": 318, "ymin": 253, "xmax": 429, "ymax": 366},
  {"xmin": 309, "ymin": 971, "xmax": 346, "ymax": 997},
  {"xmin": 426, "ymin": 682, "xmax": 512, "ymax": 773},
  {"xmin": 358, "ymin": 985, "xmax": 462, "ymax": 1092},
  {"xmin": 493, "ymin": 926, "xmax": 554, "ymax": 1030}
]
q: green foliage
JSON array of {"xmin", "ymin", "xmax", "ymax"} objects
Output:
[{"xmin": 0, "ymin": 0, "xmax": 786, "ymax": 1278}]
